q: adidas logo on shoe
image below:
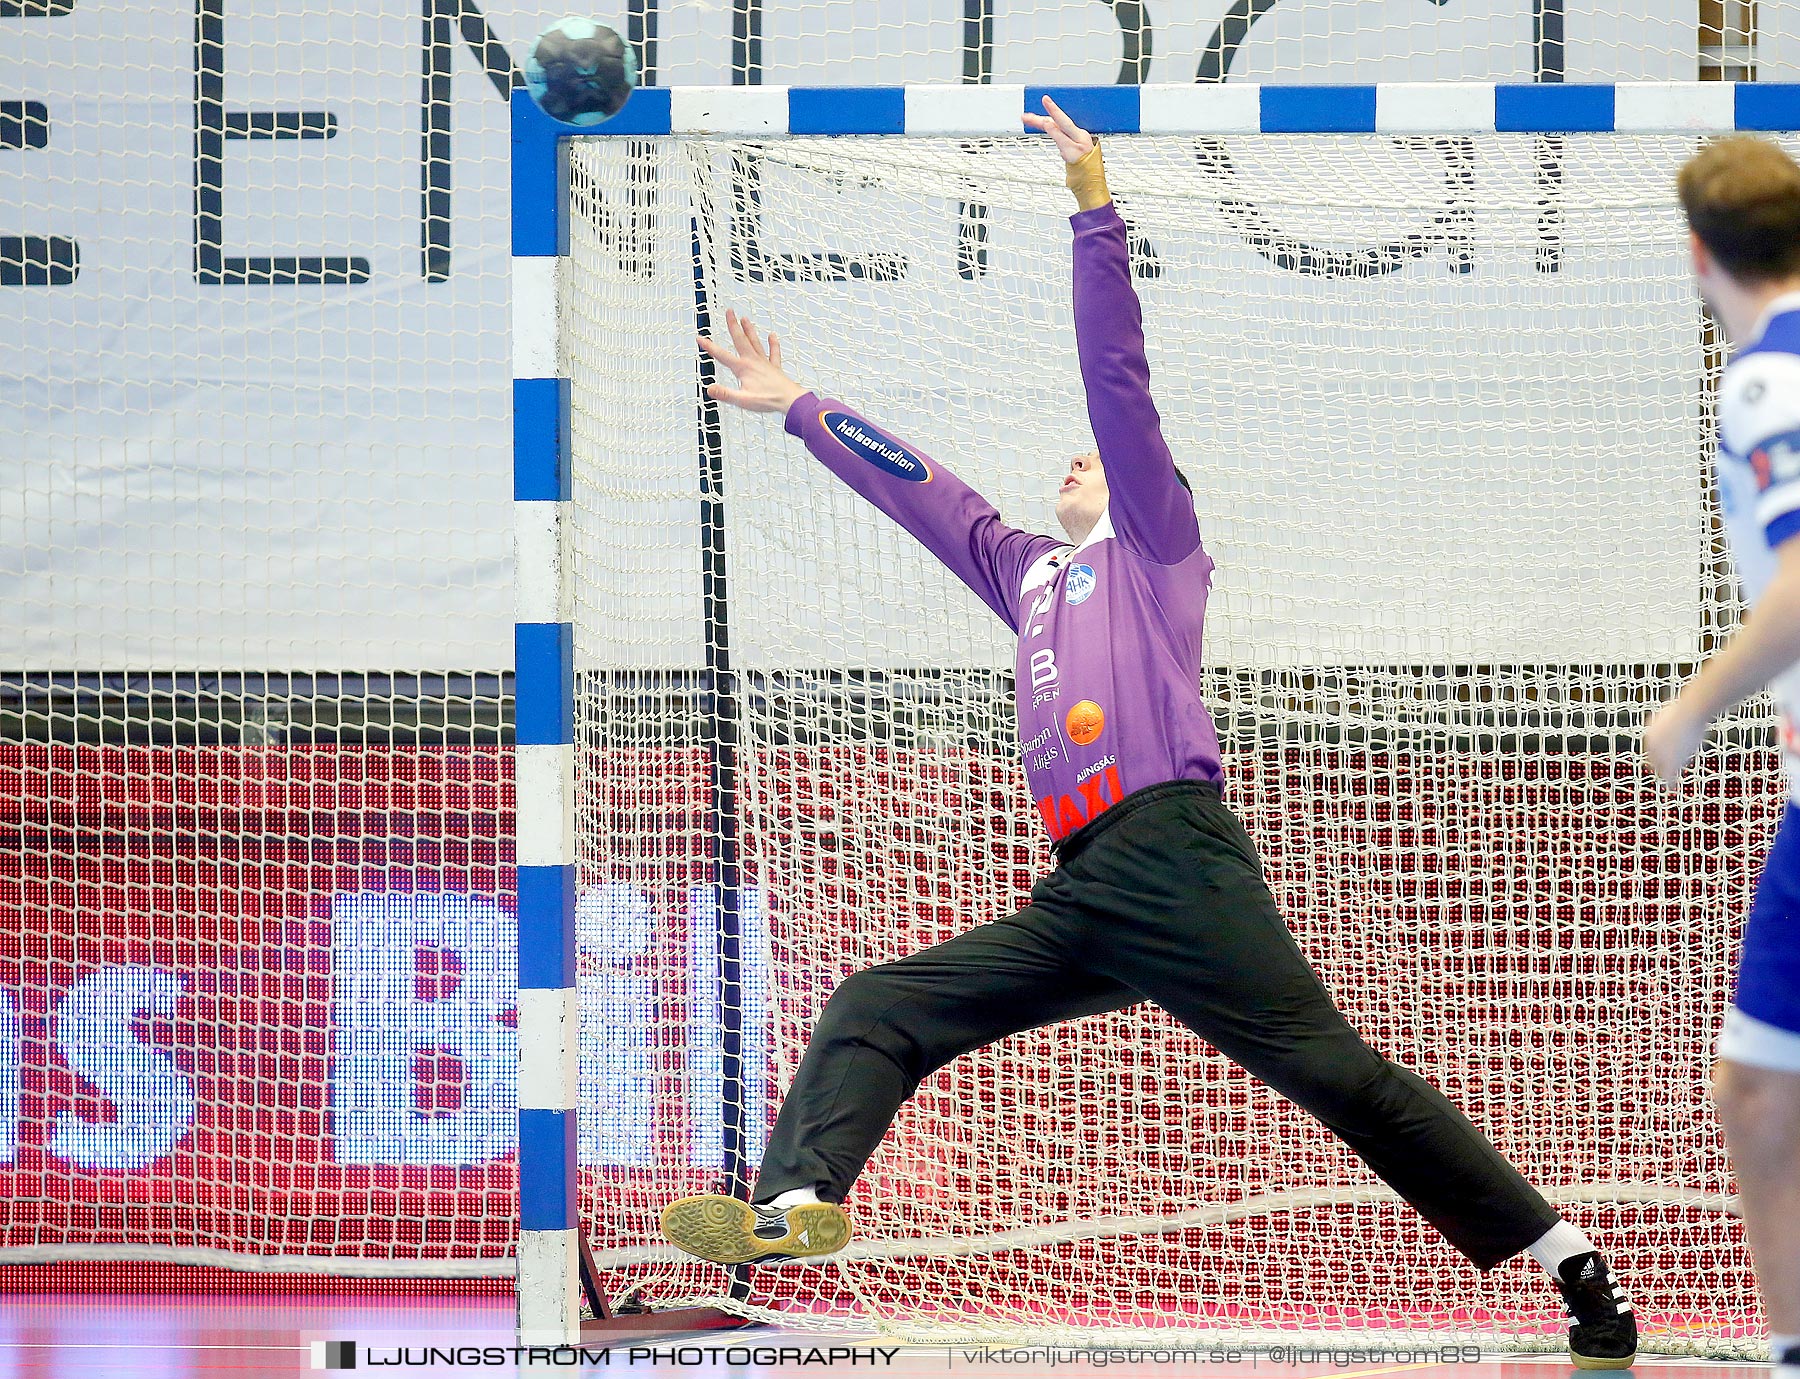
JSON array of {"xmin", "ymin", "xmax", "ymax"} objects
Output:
[{"xmin": 1556, "ymin": 1252, "xmax": 1637, "ymax": 1371}]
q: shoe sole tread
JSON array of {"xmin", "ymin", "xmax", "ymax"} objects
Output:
[{"xmin": 659, "ymin": 1196, "xmax": 850, "ymax": 1265}]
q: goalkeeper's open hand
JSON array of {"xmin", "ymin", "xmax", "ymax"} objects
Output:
[
  {"xmin": 1022, "ymin": 95, "xmax": 1093, "ymax": 163},
  {"xmin": 1023, "ymin": 96, "xmax": 1109, "ymax": 210},
  {"xmin": 698, "ymin": 309, "xmax": 809, "ymax": 414}
]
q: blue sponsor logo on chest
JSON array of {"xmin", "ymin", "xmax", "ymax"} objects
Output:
[
  {"xmin": 824, "ymin": 412, "xmax": 931, "ymax": 483},
  {"xmin": 1064, "ymin": 563, "xmax": 1097, "ymax": 605}
]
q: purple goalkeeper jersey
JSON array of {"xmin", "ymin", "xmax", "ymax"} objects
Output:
[{"xmin": 784, "ymin": 203, "xmax": 1221, "ymax": 843}]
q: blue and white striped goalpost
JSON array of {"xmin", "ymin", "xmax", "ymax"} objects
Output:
[
  {"xmin": 511, "ymin": 87, "xmax": 578, "ymax": 1344},
  {"xmin": 509, "ymin": 78, "xmax": 1800, "ymax": 1345}
]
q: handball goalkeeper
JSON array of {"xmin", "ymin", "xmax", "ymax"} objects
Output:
[{"xmin": 660, "ymin": 98, "xmax": 1635, "ymax": 1369}]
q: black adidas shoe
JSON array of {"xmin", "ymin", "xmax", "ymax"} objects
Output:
[
  {"xmin": 1556, "ymin": 1251, "xmax": 1637, "ymax": 1370},
  {"xmin": 659, "ymin": 1194, "xmax": 851, "ymax": 1266}
]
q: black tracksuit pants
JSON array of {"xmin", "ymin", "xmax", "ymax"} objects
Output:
[{"xmin": 751, "ymin": 780, "xmax": 1559, "ymax": 1270}]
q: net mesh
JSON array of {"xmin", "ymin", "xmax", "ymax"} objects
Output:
[
  {"xmin": 1, "ymin": 0, "xmax": 517, "ymax": 1277},
  {"xmin": 566, "ymin": 132, "xmax": 1767, "ymax": 1351},
  {"xmin": 0, "ymin": 0, "xmax": 1772, "ymax": 1330}
]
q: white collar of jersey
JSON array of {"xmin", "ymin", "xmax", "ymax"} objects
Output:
[
  {"xmin": 1069, "ymin": 506, "xmax": 1116, "ymax": 557},
  {"xmin": 1746, "ymin": 290, "xmax": 1800, "ymax": 350},
  {"xmin": 1021, "ymin": 509, "xmax": 1115, "ymax": 601}
]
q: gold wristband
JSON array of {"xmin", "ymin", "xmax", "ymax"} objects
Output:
[{"xmin": 1065, "ymin": 139, "xmax": 1112, "ymax": 212}]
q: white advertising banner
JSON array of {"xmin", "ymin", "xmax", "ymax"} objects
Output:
[{"xmin": 0, "ymin": 1, "xmax": 1694, "ymax": 670}]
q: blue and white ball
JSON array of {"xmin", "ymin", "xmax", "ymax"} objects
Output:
[{"xmin": 525, "ymin": 17, "xmax": 639, "ymax": 126}]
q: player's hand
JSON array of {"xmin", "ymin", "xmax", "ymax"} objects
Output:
[
  {"xmin": 697, "ymin": 310, "xmax": 809, "ymax": 414},
  {"xmin": 1022, "ymin": 95, "xmax": 1095, "ymax": 164},
  {"xmin": 1643, "ymin": 699, "xmax": 1708, "ymax": 788}
]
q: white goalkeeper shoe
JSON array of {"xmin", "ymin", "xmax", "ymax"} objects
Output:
[{"xmin": 659, "ymin": 1194, "xmax": 851, "ymax": 1265}]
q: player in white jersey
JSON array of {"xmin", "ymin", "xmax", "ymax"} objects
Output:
[{"xmin": 1647, "ymin": 135, "xmax": 1800, "ymax": 1379}]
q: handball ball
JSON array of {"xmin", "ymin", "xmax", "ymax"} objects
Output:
[{"xmin": 525, "ymin": 17, "xmax": 638, "ymax": 125}]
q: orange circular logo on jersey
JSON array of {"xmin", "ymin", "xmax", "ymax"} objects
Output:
[{"xmin": 1065, "ymin": 700, "xmax": 1105, "ymax": 746}]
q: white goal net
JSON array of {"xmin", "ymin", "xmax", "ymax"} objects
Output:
[
  {"xmin": 0, "ymin": 0, "xmax": 1782, "ymax": 1346},
  {"xmin": 565, "ymin": 130, "xmax": 1764, "ymax": 1351}
]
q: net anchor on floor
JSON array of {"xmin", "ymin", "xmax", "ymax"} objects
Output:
[{"xmin": 577, "ymin": 1230, "xmax": 758, "ymax": 1336}]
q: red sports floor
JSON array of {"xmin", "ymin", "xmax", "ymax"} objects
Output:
[{"xmin": 0, "ymin": 1293, "xmax": 1775, "ymax": 1379}]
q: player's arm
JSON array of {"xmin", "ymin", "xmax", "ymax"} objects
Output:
[
  {"xmin": 1645, "ymin": 538, "xmax": 1800, "ymax": 784},
  {"xmin": 1024, "ymin": 97, "xmax": 1201, "ymax": 565},
  {"xmin": 698, "ymin": 309, "xmax": 1056, "ymax": 630},
  {"xmin": 1646, "ymin": 379, "xmax": 1800, "ymax": 784}
]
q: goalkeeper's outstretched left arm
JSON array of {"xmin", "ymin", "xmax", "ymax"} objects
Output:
[{"xmin": 698, "ymin": 310, "xmax": 1059, "ymax": 630}]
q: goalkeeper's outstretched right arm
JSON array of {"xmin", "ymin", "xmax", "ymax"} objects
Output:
[
  {"xmin": 699, "ymin": 310, "xmax": 1059, "ymax": 631},
  {"xmin": 1025, "ymin": 96, "xmax": 1200, "ymax": 566}
]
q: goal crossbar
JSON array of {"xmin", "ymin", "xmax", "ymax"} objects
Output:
[{"xmin": 515, "ymin": 79, "xmax": 1800, "ymax": 144}]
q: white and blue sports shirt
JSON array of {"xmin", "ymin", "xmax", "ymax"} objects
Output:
[{"xmin": 1716, "ymin": 291, "xmax": 1800, "ymax": 803}]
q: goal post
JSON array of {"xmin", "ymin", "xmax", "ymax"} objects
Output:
[{"xmin": 512, "ymin": 81, "xmax": 1800, "ymax": 1350}]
